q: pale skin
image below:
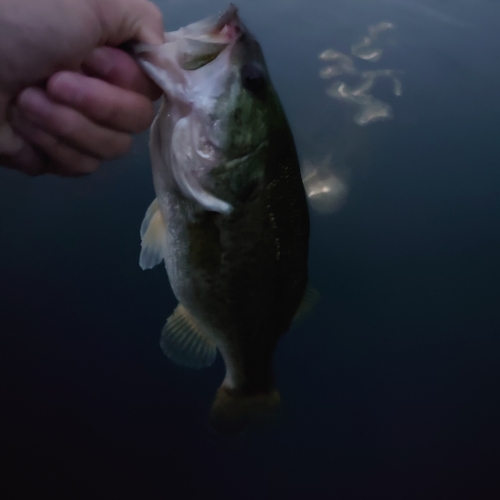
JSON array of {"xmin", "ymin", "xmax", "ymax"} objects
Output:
[{"xmin": 0, "ymin": 0, "xmax": 165, "ymax": 176}]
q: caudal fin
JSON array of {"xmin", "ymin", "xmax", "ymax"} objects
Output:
[{"xmin": 209, "ymin": 386, "xmax": 281, "ymax": 435}]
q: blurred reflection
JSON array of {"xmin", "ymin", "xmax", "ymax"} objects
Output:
[
  {"xmin": 319, "ymin": 21, "xmax": 402, "ymax": 126},
  {"xmin": 351, "ymin": 21, "xmax": 395, "ymax": 62},
  {"xmin": 301, "ymin": 156, "xmax": 348, "ymax": 214},
  {"xmin": 318, "ymin": 50, "xmax": 355, "ymax": 78},
  {"xmin": 326, "ymin": 70, "xmax": 402, "ymax": 126}
]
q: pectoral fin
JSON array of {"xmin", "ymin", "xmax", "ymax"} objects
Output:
[
  {"xmin": 161, "ymin": 304, "xmax": 217, "ymax": 369},
  {"xmin": 139, "ymin": 199, "xmax": 167, "ymax": 270}
]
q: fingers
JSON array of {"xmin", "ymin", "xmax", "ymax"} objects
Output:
[
  {"xmin": 0, "ymin": 0, "xmax": 165, "ymax": 177},
  {"xmin": 5, "ymin": 48, "xmax": 162, "ymax": 177},
  {"xmin": 83, "ymin": 46, "xmax": 162, "ymax": 100},
  {"xmin": 47, "ymin": 71, "xmax": 155, "ymax": 133},
  {"xmin": 17, "ymin": 87, "xmax": 132, "ymax": 161},
  {"xmin": 9, "ymin": 107, "xmax": 100, "ymax": 177},
  {"xmin": 9, "ymin": 86, "xmax": 129, "ymax": 176}
]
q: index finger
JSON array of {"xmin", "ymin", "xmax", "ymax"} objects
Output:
[{"xmin": 82, "ymin": 46, "xmax": 162, "ymax": 101}]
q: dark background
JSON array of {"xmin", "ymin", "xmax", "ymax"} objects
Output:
[{"xmin": 1, "ymin": 1, "xmax": 500, "ymax": 498}]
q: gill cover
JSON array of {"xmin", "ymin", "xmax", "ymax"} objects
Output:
[{"xmin": 135, "ymin": 8, "xmax": 243, "ymax": 215}]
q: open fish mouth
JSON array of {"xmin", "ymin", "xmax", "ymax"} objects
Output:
[
  {"xmin": 162, "ymin": 4, "xmax": 244, "ymax": 70},
  {"xmin": 212, "ymin": 3, "xmax": 242, "ymax": 38},
  {"xmin": 171, "ymin": 3, "xmax": 242, "ymax": 43}
]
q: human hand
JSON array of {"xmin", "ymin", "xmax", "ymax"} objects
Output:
[{"xmin": 0, "ymin": 0, "xmax": 164, "ymax": 176}]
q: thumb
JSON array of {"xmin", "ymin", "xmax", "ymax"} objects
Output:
[{"xmin": 93, "ymin": 0, "xmax": 165, "ymax": 46}]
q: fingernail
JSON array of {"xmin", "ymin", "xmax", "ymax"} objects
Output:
[
  {"xmin": 49, "ymin": 72, "xmax": 84, "ymax": 105},
  {"xmin": 17, "ymin": 88, "xmax": 51, "ymax": 121}
]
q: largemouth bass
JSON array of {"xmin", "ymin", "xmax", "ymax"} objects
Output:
[{"xmin": 137, "ymin": 5, "xmax": 309, "ymax": 433}]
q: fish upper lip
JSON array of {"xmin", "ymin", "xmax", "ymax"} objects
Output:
[
  {"xmin": 213, "ymin": 4, "xmax": 241, "ymax": 33},
  {"xmin": 200, "ymin": 4, "xmax": 244, "ymax": 44}
]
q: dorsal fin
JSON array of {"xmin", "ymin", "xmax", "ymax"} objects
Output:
[
  {"xmin": 161, "ymin": 304, "xmax": 217, "ymax": 369},
  {"xmin": 139, "ymin": 199, "xmax": 167, "ymax": 270}
]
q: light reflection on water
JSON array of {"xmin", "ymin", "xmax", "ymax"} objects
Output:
[
  {"xmin": 305, "ymin": 21, "xmax": 402, "ymax": 213},
  {"xmin": 302, "ymin": 156, "xmax": 348, "ymax": 214},
  {"xmin": 319, "ymin": 21, "xmax": 402, "ymax": 126},
  {"xmin": 351, "ymin": 21, "xmax": 395, "ymax": 62}
]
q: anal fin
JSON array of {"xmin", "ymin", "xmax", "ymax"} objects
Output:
[{"xmin": 161, "ymin": 304, "xmax": 217, "ymax": 369}]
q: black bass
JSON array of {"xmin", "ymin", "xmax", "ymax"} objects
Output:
[{"xmin": 137, "ymin": 5, "xmax": 309, "ymax": 433}]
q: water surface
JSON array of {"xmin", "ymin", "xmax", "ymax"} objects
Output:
[{"xmin": 1, "ymin": 1, "xmax": 500, "ymax": 498}]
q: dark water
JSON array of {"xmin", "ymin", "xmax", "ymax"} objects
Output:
[{"xmin": 2, "ymin": 0, "xmax": 500, "ymax": 498}]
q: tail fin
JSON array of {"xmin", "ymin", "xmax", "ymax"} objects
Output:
[{"xmin": 209, "ymin": 386, "xmax": 281, "ymax": 435}]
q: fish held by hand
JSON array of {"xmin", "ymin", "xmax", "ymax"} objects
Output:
[{"xmin": 138, "ymin": 4, "xmax": 310, "ymax": 434}]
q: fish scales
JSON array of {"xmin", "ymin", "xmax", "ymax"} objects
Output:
[{"xmin": 138, "ymin": 4, "xmax": 309, "ymax": 433}]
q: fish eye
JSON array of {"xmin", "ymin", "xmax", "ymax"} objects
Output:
[{"xmin": 241, "ymin": 63, "xmax": 267, "ymax": 100}]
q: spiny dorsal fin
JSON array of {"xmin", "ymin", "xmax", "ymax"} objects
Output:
[
  {"xmin": 294, "ymin": 285, "xmax": 320, "ymax": 322},
  {"xmin": 139, "ymin": 199, "xmax": 166, "ymax": 270},
  {"xmin": 160, "ymin": 304, "xmax": 217, "ymax": 369}
]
